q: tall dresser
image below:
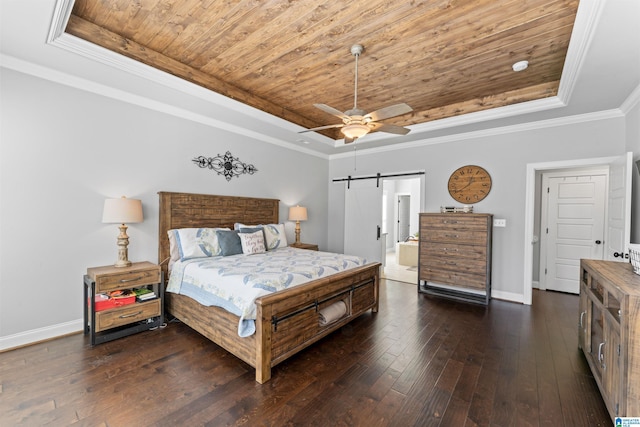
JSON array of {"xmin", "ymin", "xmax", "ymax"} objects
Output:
[{"xmin": 418, "ymin": 213, "xmax": 493, "ymax": 304}]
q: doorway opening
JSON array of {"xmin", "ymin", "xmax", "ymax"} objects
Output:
[
  {"xmin": 381, "ymin": 177, "xmax": 423, "ymax": 284},
  {"xmin": 523, "ymin": 153, "xmax": 632, "ymax": 305}
]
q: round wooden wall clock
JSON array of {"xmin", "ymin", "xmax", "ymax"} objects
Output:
[{"xmin": 447, "ymin": 165, "xmax": 492, "ymax": 203}]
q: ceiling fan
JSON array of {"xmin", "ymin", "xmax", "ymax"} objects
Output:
[{"xmin": 299, "ymin": 44, "xmax": 413, "ymax": 143}]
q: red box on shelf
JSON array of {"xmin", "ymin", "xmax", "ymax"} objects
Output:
[{"xmin": 92, "ymin": 294, "xmax": 136, "ymax": 311}]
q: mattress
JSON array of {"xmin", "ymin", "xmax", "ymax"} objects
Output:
[{"xmin": 166, "ymin": 247, "xmax": 368, "ymax": 336}]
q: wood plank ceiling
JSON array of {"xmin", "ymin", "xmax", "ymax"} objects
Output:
[{"xmin": 65, "ymin": 0, "xmax": 579, "ymax": 141}]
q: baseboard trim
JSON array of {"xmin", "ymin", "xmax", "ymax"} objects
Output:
[
  {"xmin": 491, "ymin": 289, "xmax": 525, "ymax": 304},
  {"xmin": 0, "ymin": 319, "xmax": 83, "ymax": 352}
]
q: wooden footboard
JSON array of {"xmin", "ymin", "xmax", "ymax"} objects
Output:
[{"xmin": 166, "ymin": 262, "xmax": 380, "ymax": 383}]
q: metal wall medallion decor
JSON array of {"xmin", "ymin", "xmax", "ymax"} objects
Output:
[{"xmin": 192, "ymin": 151, "xmax": 258, "ymax": 181}]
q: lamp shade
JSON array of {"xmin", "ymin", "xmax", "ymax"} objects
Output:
[
  {"xmin": 288, "ymin": 205, "xmax": 308, "ymax": 221},
  {"xmin": 102, "ymin": 196, "xmax": 143, "ymax": 224}
]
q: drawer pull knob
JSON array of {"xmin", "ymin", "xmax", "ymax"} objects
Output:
[
  {"xmin": 120, "ymin": 276, "xmax": 144, "ymax": 283},
  {"xmin": 119, "ymin": 311, "xmax": 143, "ymax": 319}
]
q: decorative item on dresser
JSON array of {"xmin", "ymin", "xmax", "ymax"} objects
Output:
[
  {"xmin": 288, "ymin": 205, "xmax": 308, "ymax": 245},
  {"xmin": 102, "ymin": 196, "xmax": 143, "ymax": 268},
  {"xmin": 418, "ymin": 213, "xmax": 493, "ymax": 305},
  {"xmin": 84, "ymin": 261, "xmax": 163, "ymax": 345},
  {"xmin": 158, "ymin": 191, "xmax": 380, "ymax": 383},
  {"xmin": 579, "ymin": 259, "xmax": 640, "ymax": 420}
]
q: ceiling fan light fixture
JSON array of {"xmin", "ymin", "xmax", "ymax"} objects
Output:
[{"xmin": 341, "ymin": 123, "xmax": 370, "ymax": 139}]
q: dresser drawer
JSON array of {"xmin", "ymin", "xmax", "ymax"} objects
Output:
[
  {"xmin": 419, "ymin": 269, "xmax": 487, "ymax": 290},
  {"xmin": 420, "ymin": 214, "xmax": 489, "ymax": 230},
  {"xmin": 95, "ymin": 299, "xmax": 161, "ymax": 332},
  {"xmin": 420, "ymin": 228, "xmax": 488, "ymax": 245},
  {"xmin": 421, "ymin": 255, "xmax": 487, "ymax": 275},
  {"xmin": 421, "ymin": 243, "xmax": 487, "ymax": 260}
]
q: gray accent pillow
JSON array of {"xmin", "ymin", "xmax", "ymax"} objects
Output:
[{"xmin": 216, "ymin": 229, "xmax": 243, "ymax": 256}]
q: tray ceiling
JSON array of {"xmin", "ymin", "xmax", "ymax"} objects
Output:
[{"xmin": 65, "ymin": 0, "xmax": 579, "ymax": 142}]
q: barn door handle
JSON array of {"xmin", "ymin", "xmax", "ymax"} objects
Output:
[
  {"xmin": 595, "ymin": 240, "xmax": 601, "ymax": 244},
  {"xmin": 376, "ymin": 225, "xmax": 381, "ymax": 240}
]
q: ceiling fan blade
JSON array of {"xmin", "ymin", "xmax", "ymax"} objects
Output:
[
  {"xmin": 369, "ymin": 122, "xmax": 411, "ymax": 135},
  {"xmin": 365, "ymin": 103, "xmax": 413, "ymax": 122},
  {"xmin": 298, "ymin": 123, "xmax": 344, "ymax": 133},
  {"xmin": 314, "ymin": 104, "xmax": 350, "ymax": 120}
]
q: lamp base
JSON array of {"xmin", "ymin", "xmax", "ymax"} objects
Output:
[
  {"xmin": 114, "ymin": 224, "xmax": 132, "ymax": 268},
  {"xmin": 295, "ymin": 221, "xmax": 301, "ymax": 244},
  {"xmin": 114, "ymin": 259, "xmax": 132, "ymax": 268}
]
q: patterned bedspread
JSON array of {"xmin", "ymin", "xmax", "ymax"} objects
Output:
[{"xmin": 166, "ymin": 247, "xmax": 368, "ymax": 337}]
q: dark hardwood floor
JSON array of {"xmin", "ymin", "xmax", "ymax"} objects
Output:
[{"xmin": 1, "ymin": 280, "xmax": 611, "ymax": 426}]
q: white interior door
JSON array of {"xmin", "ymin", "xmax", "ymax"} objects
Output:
[
  {"xmin": 541, "ymin": 173, "xmax": 606, "ymax": 294},
  {"xmin": 344, "ymin": 180, "xmax": 383, "ymax": 263},
  {"xmin": 397, "ymin": 195, "xmax": 411, "ymax": 242},
  {"xmin": 606, "ymin": 152, "xmax": 633, "ymax": 261}
]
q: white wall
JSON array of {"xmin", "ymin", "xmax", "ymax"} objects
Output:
[
  {"xmin": 2, "ymin": 65, "xmax": 638, "ymax": 348},
  {"xmin": 625, "ymin": 94, "xmax": 640, "ymax": 243},
  {"xmin": 328, "ymin": 116, "xmax": 627, "ymax": 301},
  {"xmin": 0, "ymin": 69, "xmax": 328, "ymax": 348}
]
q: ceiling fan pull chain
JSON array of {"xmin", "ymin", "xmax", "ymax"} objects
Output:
[{"xmin": 353, "ymin": 141, "xmax": 358, "ymax": 170}]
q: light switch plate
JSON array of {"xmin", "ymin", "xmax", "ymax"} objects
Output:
[{"xmin": 494, "ymin": 219, "xmax": 506, "ymax": 227}]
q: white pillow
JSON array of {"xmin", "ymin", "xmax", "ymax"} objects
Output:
[
  {"xmin": 168, "ymin": 228, "xmax": 229, "ymax": 263},
  {"xmin": 234, "ymin": 223, "xmax": 287, "ymax": 250},
  {"xmin": 262, "ymin": 223, "xmax": 288, "ymax": 250},
  {"xmin": 239, "ymin": 230, "xmax": 266, "ymax": 255}
]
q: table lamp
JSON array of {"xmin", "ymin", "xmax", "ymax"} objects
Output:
[
  {"xmin": 102, "ymin": 196, "xmax": 143, "ymax": 267},
  {"xmin": 288, "ymin": 205, "xmax": 308, "ymax": 245}
]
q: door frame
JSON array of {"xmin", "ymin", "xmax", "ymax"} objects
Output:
[{"xmin": 523, "ymin": 155, "xmax": 628, "ymax": 305}]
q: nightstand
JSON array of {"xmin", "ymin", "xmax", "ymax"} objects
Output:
[
  {"xmin": 84, "ymin": 261, "xmax": 163, "ymax": 345},
  {"xmin": 290, "ymin": 242, "xmax": 319, "ymax": 251}
]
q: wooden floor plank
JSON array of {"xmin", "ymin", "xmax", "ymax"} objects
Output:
[{"xmin": 0, "ymin": 282, "xmax": 612, "ymax": 426}]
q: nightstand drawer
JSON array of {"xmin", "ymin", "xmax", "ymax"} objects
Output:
[
  {"xmin": 87, "ymin": 262, "xmax": 161, "ymax": 293},
  {"xmin": 95, "ymin": 299, "xmax": 161, "ymax": 332},
  {"xmin": 94, "ymin": 269, "xmax": 160, "ymax": 293}
]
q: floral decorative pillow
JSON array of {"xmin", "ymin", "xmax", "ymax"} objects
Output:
[
  {"xmin": 234, "ymin": 223, "xmax": 287, "ymax": 250},
  {"xmin": 262, "ymin": 223, "xmax": 288, "ymax": 250},
  {"xmin": 239, "ymin": 230, "xmax": 266, "ymax": 255},
  {"xmin": 168, "ymin": 227, "xmax": 229, "ymax": 263}
]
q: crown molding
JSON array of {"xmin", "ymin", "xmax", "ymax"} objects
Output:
[{"xmin": 328, "ymin": 109, "xmax": 625, "ymax": 160}]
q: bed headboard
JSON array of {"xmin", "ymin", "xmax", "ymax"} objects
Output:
[{"xmin": 158, "ymin": 191, "xmax": 279, "ymax": 280}]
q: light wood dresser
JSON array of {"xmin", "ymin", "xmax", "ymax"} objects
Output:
[
  {"xmin": 579, "ymin": 259, "xmax": 640, "ymax": 420},
  {"xmin": 418, "ymin": 213, "xmax": 493, "ymax": 304}
]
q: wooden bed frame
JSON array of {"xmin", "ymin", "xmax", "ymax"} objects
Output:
[{"xmin": 158, "ymin": 191, "xmax": 381, "ymax": 383}]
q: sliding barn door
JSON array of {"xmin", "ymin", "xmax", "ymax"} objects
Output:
[{"xmin": 344, "ymin": 180, "xmax": 383, "ymax": 263}]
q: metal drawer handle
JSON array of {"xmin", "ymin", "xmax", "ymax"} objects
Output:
[
  {"xmin": 119, "ymin": 311, "xmax": 143, "ymax": 319},
  {"xmin": 598, "ymin": 341, "xmax": 605, "ymax": 363},
  {"xmin": 579, "ymin": 311, "xmax": 586, "ymax": 328},
  {"xmin": 120, "ymin": 276, "xmax": 144, "ymax": 283},
  {"xmin": 446, "ymin": 234, "xmax": 459, "ymax": 238}
]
